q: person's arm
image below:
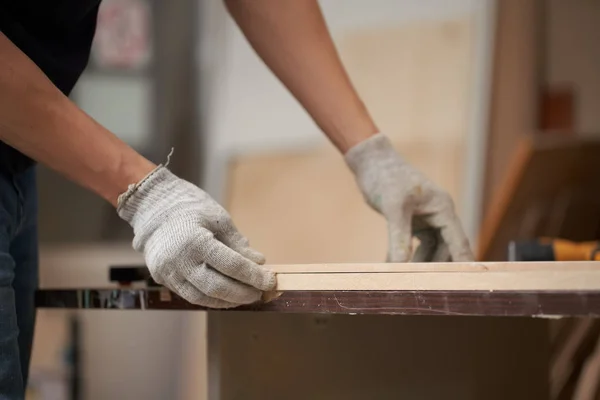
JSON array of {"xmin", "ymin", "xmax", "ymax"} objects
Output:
[
  {"xmin": 225, "ymin": 0, "xmax": 474, "ymax": 262},
  {"xmin": 224, "ymin": 0, "xmax": 377, "ymax": 153},
  {"xmin": 0, "ymin": 32, "xmax": 153, "ymax": 207},
  {"xmin": 0, "ymin": 31, "xmax": 275, "ymax": 307}
]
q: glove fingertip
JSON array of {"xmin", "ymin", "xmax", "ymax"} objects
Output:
[
  {"xmin": 243, "ymin": 266, "xmax": 277, "ymax": 292},
  {"xmin": 387, "ymin": 239, "xmax": 413, "ymax": 262},
  {"xmin": 448, "ymin": 239, "xmax": 476, "ymax": 262},
  {"xmin": 452, "ymin": 250, "xmax": 476, "ymax": 262},
  {"xmin": 257, "ymin": 268, "xmax": 277, "ymax": 292},
  {"xmin": 387, "ymin": 249, "xmax": 411, "ymax": 263}
]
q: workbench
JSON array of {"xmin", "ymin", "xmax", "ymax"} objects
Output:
[
  {"xmin": 35, "ymin": 288, "xmax": 600, "ymax": 317},
  {"xmin": 34, "ymin": 261, "xmax": 600, "ymax": 400},
  {"xmin": 36, "ymin": 261, "xmax": 600, "ymax": 318}
]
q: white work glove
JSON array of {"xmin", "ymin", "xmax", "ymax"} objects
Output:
[
  {"xmin": 345, "ymin": 133, "xmax": 474, "ymax": 262},
  {"xmin": 116, "ymin": 165, "xmax": 275, "ymax": 308}
]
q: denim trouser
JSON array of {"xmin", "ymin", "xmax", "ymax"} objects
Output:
[{"xmin": 0, "ymin": 143, "xmax": 38, "ymax": 399}]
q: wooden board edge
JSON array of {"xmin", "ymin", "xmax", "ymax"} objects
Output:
[
  {"xmin": 274, "ymin": 270, "xmax": 600, "ymax": 291},
  {"xmin": 268, "ymin": 261, "xmax": 600, "ymax": 274}
]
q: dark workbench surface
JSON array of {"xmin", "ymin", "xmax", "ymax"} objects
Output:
[{"xmin": 35, "ymin": 288, "xmax": 600, "ymax": 318}]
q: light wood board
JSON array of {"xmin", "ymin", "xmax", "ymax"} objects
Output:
[
  {"xmin": 337, "ymin": 19, "xmax": 473, "ymax": 145},
  {"xmin": 268, "ymin": 261, "xmax": 600, "ymax": 291},
  {"xmin": 269, "ymin": 261, "xmax": 600, "ymax": 274},
  {"xmin": 274, "ymin": 271, "xmax": 600, "ymax": 291}
]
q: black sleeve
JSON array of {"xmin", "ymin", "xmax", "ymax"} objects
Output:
[{"xmin": 0, "ymin": 1, "xmax": 99, "ymax": 96}]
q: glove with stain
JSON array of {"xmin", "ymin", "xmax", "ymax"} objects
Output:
[
  {"xmin": 345, "ymin": 133, "xmax": 474, "ymax": 263},
  {"xmin": 116, "ymin": 165, "xmax": 276, "ymax": 308}
]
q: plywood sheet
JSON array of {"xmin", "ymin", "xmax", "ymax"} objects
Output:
[
  {"xmin": 226, "ymin": 141, "xmax": 465, "ymax": 264},
  {"xmin": 337, "ymin": 19, "xmax": 473, "ymax": 144}
]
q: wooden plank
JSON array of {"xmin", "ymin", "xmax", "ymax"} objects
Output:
[
  {"xmin": 35, "ymin": 289, "xmax": 600, "ymax": 318},
  {"xmin": 481, "ymin": 0, "xmax": 542, "ymax": 223},
  {"xmin": 274, "ymin": 270, "xmax": 600, "ymax": 291},
  {"xmin": 269, "ymin": 261, "xmax": 600, "ymax": 274}
]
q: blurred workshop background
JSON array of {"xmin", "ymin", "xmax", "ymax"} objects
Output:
[{"xmin": 28, "ymin": 0, "xmax": 600, "ymax": 399}]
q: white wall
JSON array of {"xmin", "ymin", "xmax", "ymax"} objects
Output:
[{"xmin": 546, "ymin": 0, "xmax": 600, "ymax": 134}]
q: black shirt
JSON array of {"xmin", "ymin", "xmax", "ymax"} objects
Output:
[
  {"xmin": 0, "ymin": 0, "xmax": 101, "ymax": 170},
  {"xmin": 0, "ymin": 0, "xmax": 101, "ymax": 94}
]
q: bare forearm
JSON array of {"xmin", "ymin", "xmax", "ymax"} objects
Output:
[
  {"xmin": 0, "ymin": 32, "xmax": 154, "ymax": 206},
  {"xmin": 224, "ymin": 0, "xmax": 378, "ymax": 153}
]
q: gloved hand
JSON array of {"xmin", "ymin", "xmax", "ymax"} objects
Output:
[
  {"xmin": 116, "ymin": 165, "xmax": 275, "ymax": 308},
  {"xmin": 345, "ymin": 133, "xmax": 474, "ymax": 262}
]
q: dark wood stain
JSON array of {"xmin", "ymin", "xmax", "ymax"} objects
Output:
[{"xmin": 36, "ymin": 288, "xmax": 600, "ymax": 318}]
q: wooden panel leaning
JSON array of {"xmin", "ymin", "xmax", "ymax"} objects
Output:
[{"xmin": 478, "ymin": 134, "xmax": 600, "ymax": 262}]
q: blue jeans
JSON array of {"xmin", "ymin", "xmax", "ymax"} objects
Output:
[{"xmin": 0, "ymin": 143, "xmax": 38, "ymax": 399}]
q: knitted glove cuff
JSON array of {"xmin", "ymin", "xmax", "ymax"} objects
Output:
[
  {"xmin": 116, "ymin": 165, "xmax": 179, "ymax": 225},
  {"xmin": 344, "ymin": 133, "xmax": 403, "ymax": 177}
]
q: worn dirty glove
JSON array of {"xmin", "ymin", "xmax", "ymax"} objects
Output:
[
  {"xmin": 116, "ymin": 165, "xmax": 275, "ymax": 308},
  {"xmin": 345, "ymin": 133, "xmax": 474, "ymax": 263}
]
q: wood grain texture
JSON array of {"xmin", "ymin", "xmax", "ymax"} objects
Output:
[
  {"xmin": 274, "ymin": 271, "xmax": 600, "ymax": 291},
  {"xmin": 270, "ymin": 261, "xmax": 600, "ymax": 291},
  {"xmin": 269, "ymin": 261, "xmax": 600, "ymax": 273},
  {"xmin": 35, "ymin": 288, "xmax": 600, "ymax": 318}
]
